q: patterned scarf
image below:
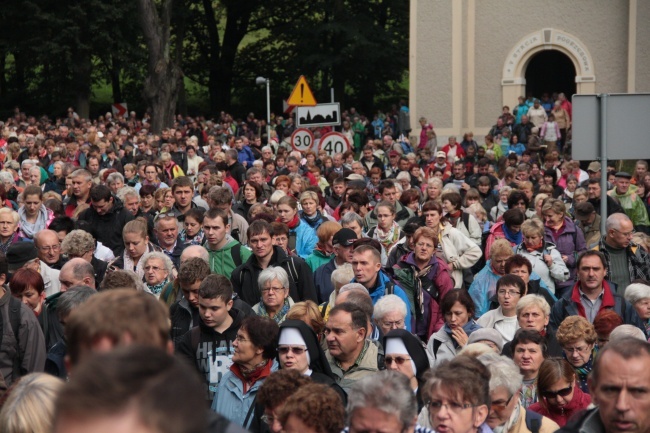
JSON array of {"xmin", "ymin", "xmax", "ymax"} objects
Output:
[
  {"xmin": 257, "ymin": 299, "xmax": 291, "ymax": 324},
  {"xmin": 374, "ymin": 221, "xmax": 401, "ymax": 249},
  {"xmin": 147, "ymin": 277, "xmax": 169, "ymax": 296},
  {"xmin": 300, "ymin": 210, "xmax": 323, "ymax": 228},
  {"xmin": 179, "ymin": 228, "xmax": 205, "ymax": 246},
  {"xmin": 0, "ymin": 232, "xmax": 18, "ymax": 254},
  {"xmin": 411, "ymin": 263, "xmax": 434, "ymax": 317},
  {"xmin": 568, "ymin": 346, "xmax": 598, "ymax": 392}
]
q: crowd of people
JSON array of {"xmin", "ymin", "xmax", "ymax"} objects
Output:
[{"xmin": 0, "ymin": 96, "xmax": 648, "ymax": 433}]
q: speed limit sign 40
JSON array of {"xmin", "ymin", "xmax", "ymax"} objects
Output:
[
  {"xmin": 291, "ymin": 128, "xmax": 315, "ymax": 153},
  {"xmin": 319, "ymin": 132, "xmax": 350, "ymax": 157}
]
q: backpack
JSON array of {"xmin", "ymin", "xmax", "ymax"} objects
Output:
[
  {"xmin": 0, "ymin": 296, "xmax": 23, "ymax": 381},
  {"xmin": 525, "ymin": 409, "xmax": 543, "ymax": 433}
]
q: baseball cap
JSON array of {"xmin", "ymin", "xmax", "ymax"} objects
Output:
[
  {"xmin": 7, "ymin": 243, "xmax": 38, "ymax": 272},
  {"xmin": 345, "ymin": 174, "xmax": 365, "ymax": 181},
  {"xmin": 587, "ymin": 161, "xmax": 601, "ymax": 173},
  {"xmin": 615, "ymin": 171, "xmax": 632, "ymax": 179},
  {"xmin": 574, "ymin": 202, "xmax": 595, "ymax": 221},
  {"xmin": 389, "ymin": 150, "xmax": 400, "ymax": 158},
  {"xmin": 436, "ymin": 151, "xmax": 446, "ymax": 158},
  {"xmin": 332, "ymin": 228, "xmax": 358, "ymax": 247}
]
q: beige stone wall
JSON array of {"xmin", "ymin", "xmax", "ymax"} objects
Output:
[{"xmin": 410, "ymin": 0, "xmax": 646, "ymax": 141}]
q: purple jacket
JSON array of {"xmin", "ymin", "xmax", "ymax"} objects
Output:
[{"xmin": 544, "ymin": 217, "xmax": 587, "ymax": 292}]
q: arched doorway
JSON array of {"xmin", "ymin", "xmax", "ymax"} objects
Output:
[{"xmin": 525, "ymin": 51, "xmax": 576, "ymax": 99}]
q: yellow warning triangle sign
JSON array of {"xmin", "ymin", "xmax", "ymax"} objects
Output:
[{"xmin": 287, "ymin": 76, "xmax": 317, "ymax": 106}]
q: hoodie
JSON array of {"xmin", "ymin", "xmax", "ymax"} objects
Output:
[
  {"xmin": 176, "ymin": 308, "xmax": 244, "ymax": 400},
  {"xmin": 206, "ymin": 236, "xmax": 252, "ymax": 279}
]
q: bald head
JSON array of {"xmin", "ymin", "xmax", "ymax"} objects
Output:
[
  {"xmin": 180, "ymin": 245, "xmax": 209, "ymax": 264},
  {"xmin": 34, "ymin": 229, "xmax": 62, "ymax": 265},
  {"xmin": 60, "ymin": 258, "xmax": 96, "ymax": 291}
]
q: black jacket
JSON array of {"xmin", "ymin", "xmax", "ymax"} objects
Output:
[
  {"xmin": 231, "ymin": 246, "xmax": 318, "ymax": 306},
  {"xmin": 78, "ymin": 197, "xmax": 134, "ymax": 256},
  {"xmin": 176, "ymin": 308, "xmax": 245, "ymax": 400},
  {"xmin": 228, "ymin": 161, "xmax": 246, "ymax": 186},
  {"xmin": 38, "ymin": 292, "xmax": 64, "ymax": 351}
]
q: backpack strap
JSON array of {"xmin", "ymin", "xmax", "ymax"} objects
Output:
[
  {"xmin": 320, "ymin": 303, "xmax": 328, "ymax": 318},
  {"xmin": 287, "ymin": 257, "xmax": 300, "ymax": 284},
  {"xmin": 231, "ymin": 243, "xmax": 242, "ymax": 267},
  {"xmin": 8, "ymin": 296, "xmax": 22, "ymax": 379},
  {"xmin": 433, "ymin": 339, "xmax": 442, "ymax": 356},
  {"xmin": 384, "ymin": 281, "xmax": 394, "ymax": 296},
  {"xmin": 525, "ymin": 409, "xmax": 543, "ymax": 433},
  {"xmin": 461, "ymin": 212, "xmax": 470, "ymax": 230}
]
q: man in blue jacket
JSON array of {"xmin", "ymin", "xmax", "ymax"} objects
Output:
[
  {"xmin": 234, "ymin": 136, "xmax": 255, "ymax": 168},
  {"xmin": 350, "ymin": 244, "xmax": 413, "ymax": 331}
]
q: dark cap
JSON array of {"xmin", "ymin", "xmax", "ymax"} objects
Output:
[
  {"xmin": 332, "ymin": 228, "xmax": 358, "ymax": 247},
  {"xmin": 402, "ymin": 217, "xmax": 422, "ymax": 236},
  {"xmin": 574, "ymin": 202, "xmax": 596, "ymax": 221},
  {"xmin": 615, "ymin": 171, "xmax": 632, "ymax": 179},
  {"xmin": 7, "ymin": 242, "xmax": 38, "ymax": 271}
]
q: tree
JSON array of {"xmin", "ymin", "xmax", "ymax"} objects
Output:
[{"xmin": 138, "ymin": 0, "xmax": 182, "ymax": 133}]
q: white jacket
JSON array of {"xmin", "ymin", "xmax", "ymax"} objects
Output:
[
  {"xmin": 513, "ymin": 242, "xmax": 569, "ymax": 295},
  {"xmin": 439, "ymin": 223, "xmax": 482, "ymax": 288}
]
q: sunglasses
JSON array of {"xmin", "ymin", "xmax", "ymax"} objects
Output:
[
  {"xmin": 541, "ymin": 385, "xmax": 572, "ymax": 399},
  {"xmin": 278, "ymin": 346, "xmax": 306, "ymax": 355},
  {"xmin": 385, "ymin": 356, "xmax": 412, "ymax": 366}
]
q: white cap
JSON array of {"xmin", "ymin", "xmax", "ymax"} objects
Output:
[{"xmin": 385, "ymin": 337, "xmax": 417, "ymax": 375}]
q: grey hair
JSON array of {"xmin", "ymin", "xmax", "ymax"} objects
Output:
[
  {"xmin": 331, "ymin": 264, "xmax": 354, "ymax": 291},
  {"xmin": 441, "ymin": 183, "xmax": 460, "ymax": 194},
  {"xmin": 65, "ymin": 259, "xmax": 96, "ymax": 286},
  {"xmin": 0, "ymin": 172, "xmax": 15, "ymax": 186},
  {"xmin": 21, "ymin": 159, "xmax": 37, "ymax": 169},
  {"xmin": 257, "ymin": 266, "xmax": 290, "ymax": 293},
  {"xmin": 395, "ymin": 171, "xmax": 411, "ymax": 182},
  {"xmin": 340, "ymin": 211, "xmax": 364, "ymax": 228},
  {"xmin": 117, "ymin": 186, "xmax": 139, "ymax": 203},
  {"xmin": 477, "ymin": 352, "xmax": 523, "ymax": 395},
  {"xmin": 29, "ymin": 165, "xmax": 41, "ymax": 175},
  {"xmin": 608, "ymin": 325, "xmax": 647, "ymax": 341},
  {"xmin": 60, "ymin": 230, "xmax": 95, "ymax": 257},
  {"xmin": 427, "ymin": 177, "xmax": 443, "ymax": 189},
  {"xmin": 499, "ymin": 185, "xmax": 513, "ymax": 196},
  {"xmin": 57, "ymin": 286, "xmax": 96, "ymax": 319},
  {"xmin": 624, "ymin": 283, "xmax": 650, "ymax": 305},
  {"xmin": 141, "ymin": 251, "xmax": 174, "ymax": 276},
  {"xmin": 516, "ymin": 294, "xmax": 551, "ymax": 317},
  {"xmin": 338, "ymin": 283, "xmax": 368, "ymax": 296},
  {"xmin": 606, "ymin": 212, "xmax": 632, "ymax": 231},
  {"xmin": 261, "ymin": 146, "xmax": 272, "ymax": 153},
  {"xmin": 106, "ymin": 172, "xmax": 125, "ymax": 186},
  {"xmin": 373, "ymin": 294, "xmax": 407, "ymax": 321},
  {"xmin": 53, "ymin": 160, "xmax": 64, "ymax": 170},
  {"xmin": 347, "ymin": 371, "xmax": 416, "ymax": 431},
  {"xmin": 70, "ymin": 169, "xmax": 92, "ymax": 182},
  {"xmin": 269, "ymin": 190, "xmax": 286, "ymax": 205}
]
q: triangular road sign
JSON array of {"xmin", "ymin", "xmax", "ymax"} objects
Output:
[{"xmin": 287, "ymin": 76, "xmax": 317, "ymax": 106}]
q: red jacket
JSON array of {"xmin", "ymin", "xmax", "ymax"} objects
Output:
[
  {"xmin": 441, "ymin": 144, "xmax": 466, "ymax": 161},
  {"xmin": 529, "ymin": 384, "xmax": 591, "ymax": 427}
]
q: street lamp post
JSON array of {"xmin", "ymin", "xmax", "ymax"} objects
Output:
[{"xmin": 256, "ymin": 76, "xmax": 271, "ymax": 146}]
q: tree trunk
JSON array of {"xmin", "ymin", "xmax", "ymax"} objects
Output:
[
  {"xmin": 0, "ymin": 49, "xmax": 6, "ymax": 99},
  {"xmin": 174, "ymin": 0, "xmax": 187, "ymax": 116},
  {"xmin": 73, "ymin": 54, "xmax": 92, "ymax": 119},
  {"xmin": 138, "ymin": 0, "xmax": 182, "ymax": 133},
  {"xmin": 110, "ymin": 57, "xmax": 123, "ymax": 104}
]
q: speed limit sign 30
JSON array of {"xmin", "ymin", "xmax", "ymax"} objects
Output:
[
  {"xmin": 291, "ymin": 128, "xmax": 315, "ymax": 153},
  {"xmin": 319, "ymin": 132, "xmax": 350, "ymax": 156}
]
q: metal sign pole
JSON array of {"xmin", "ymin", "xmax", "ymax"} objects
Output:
[{"xmin": 599, "ymin": 94, "xmax": 608, "ymax": 235}]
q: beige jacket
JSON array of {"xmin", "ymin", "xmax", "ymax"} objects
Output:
[{"xmin": 439, "ymin": 223, "xmax": 482, "ymax": 288}]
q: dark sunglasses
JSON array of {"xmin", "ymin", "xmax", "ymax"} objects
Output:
[
  {"xmin": 385, "ymin": 356, "xmax": 412, "ymax": 366},
  {"xmin": 278, "ymin": 346, "xmax": 306, "ymax": 355},
  {"xmin": 541, "ymin": 385, "xmax": 572, "ymax": 399}
]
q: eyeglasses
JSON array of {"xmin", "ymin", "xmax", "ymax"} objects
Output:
[
  {"xmin": 278, "ymin": 346, "xmax": 306, "ymax": 355},
  {"xmin": 415, "ymin": 242, "xmax": 435, "ymax": 250},
  {"xmin": 385, "ymin": 356, "xmax": 412, "ymax": 366},
  {"xmin": 426, "ymin": 400, "xmax": 475, "ymax": 414},
  {"xmin": 144, "ymin": 266, "xmax": 163, "ymax": 272},
  {"xmin": 234, "ymin": 334, "xmax": 249, "ymax": 343},
  {"xmin": 490, "ymin": 393, "xmax": 513, "ymax": 411},
  {"xmin": 39, "ymin": 245, "xmax": 60, "ymax": 252},
  {"xmin": 612, "ymin": 228, "xmax": 636, "ymax": 238},
  {"xmin": 380, "ymin": 319, "xmax": 404, "ymax": 329},
  {"xmin": 497, "ymin": 289, "xmax": 521, "ymax": 297},
  {"xmin": 563, "ymin": 345, "xmax": 589, "ymax": 354},
  {"xmin": 261, "ymin": 286, "xmax": 286, "ymax": 294},
  {"xmin": 154, "ymin": 212, "xmax": 177, "ymax": 222},
  {"xmin": 541, "ymin": 385, "xmax": 572, "ymax": 399}
]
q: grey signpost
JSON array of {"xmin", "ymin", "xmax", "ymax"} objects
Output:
[{"xmin": 572, "ymin": 93, "xmax": 650, "ymax": 234}]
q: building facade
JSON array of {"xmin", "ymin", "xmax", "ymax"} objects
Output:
[{"xmin": 409, "ymin": 0, "xmax": 650, "ymax": 139}]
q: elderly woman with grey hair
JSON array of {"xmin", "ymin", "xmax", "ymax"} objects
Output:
[
  {"xmin": 141, "ymin": 251, "xmax": 174, "ymax": 298},
  {"xmin": 478, "ymin": 352, "xmax": 559, "ymax": 433},
  {"xmin": 624, "ymin": 282, "xmax": 650, "ymax": 335},
  {"xmin": 320, "ymin": 263, "xmax": 354, "ymax": 322},
  {"xmin": 106, "ymin": 172, "xmax": 125, "ymax": 194},
  {"xmin": 373, "ymin": 294, "xmax": 408, "ymax": 336},
  {"xmin": 254, "ymin": 266, "xmax": 294, "ymax": 324}
]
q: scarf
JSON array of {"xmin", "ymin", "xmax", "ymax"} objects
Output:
[
  {"xmin": 443, "ymin": 320, "xmax": 480, "ymax": 349},
  {"xmin": 300, "ymin": 210, "xmax": 322, "ymax": 228},
  {"xmin": 447, "ymin": 210, "xmax": 461, "ymax": 227},
  {"xmin": 493, "ymin": 402, "xmax": 522, "ymax": 433},
  {"xmin": 411, "ymin": 263, "xmax": 434, "ymax": 317},
  {"xmin": 374, "ymin": 221, "xmax": 401, "ymax": 248},
  {"xmin": 280, "ymin": 214, "xmax": 300, "ymax": 230},
  {"xmin": 230, "ymin": 359, "xmax": 272, "ymax": 394},
  {"xmin": 123, "ymin": 244, "xmax": 155, "ymax": 280},
  {"xmin": 147, "ymin": 277, "xmax": 169, "ymax": 296},
  {"xmin": 567, "ymin": 347, "xmax": 598, "ymax": 393},
  {"xmin": 18, "ymin": 205, "xmax": 49, "ymax": 239},
  {"xmin": 179, "ymin": 228, "xmax": 205, "ymax": 246},
  {"xmin": 257, "ymin": 298, "xmax": 291, "ymax": 324},
  {"xmin": 502, "ymin": 223, "xmax": 522, "ymax": 244},
  {"xmin": 525, "ymin": 240, "xmax": 544, "ymax": 252},
  {"xmin": 0, "ymin": 232, "xmax": 19, "ymax": 254}
]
